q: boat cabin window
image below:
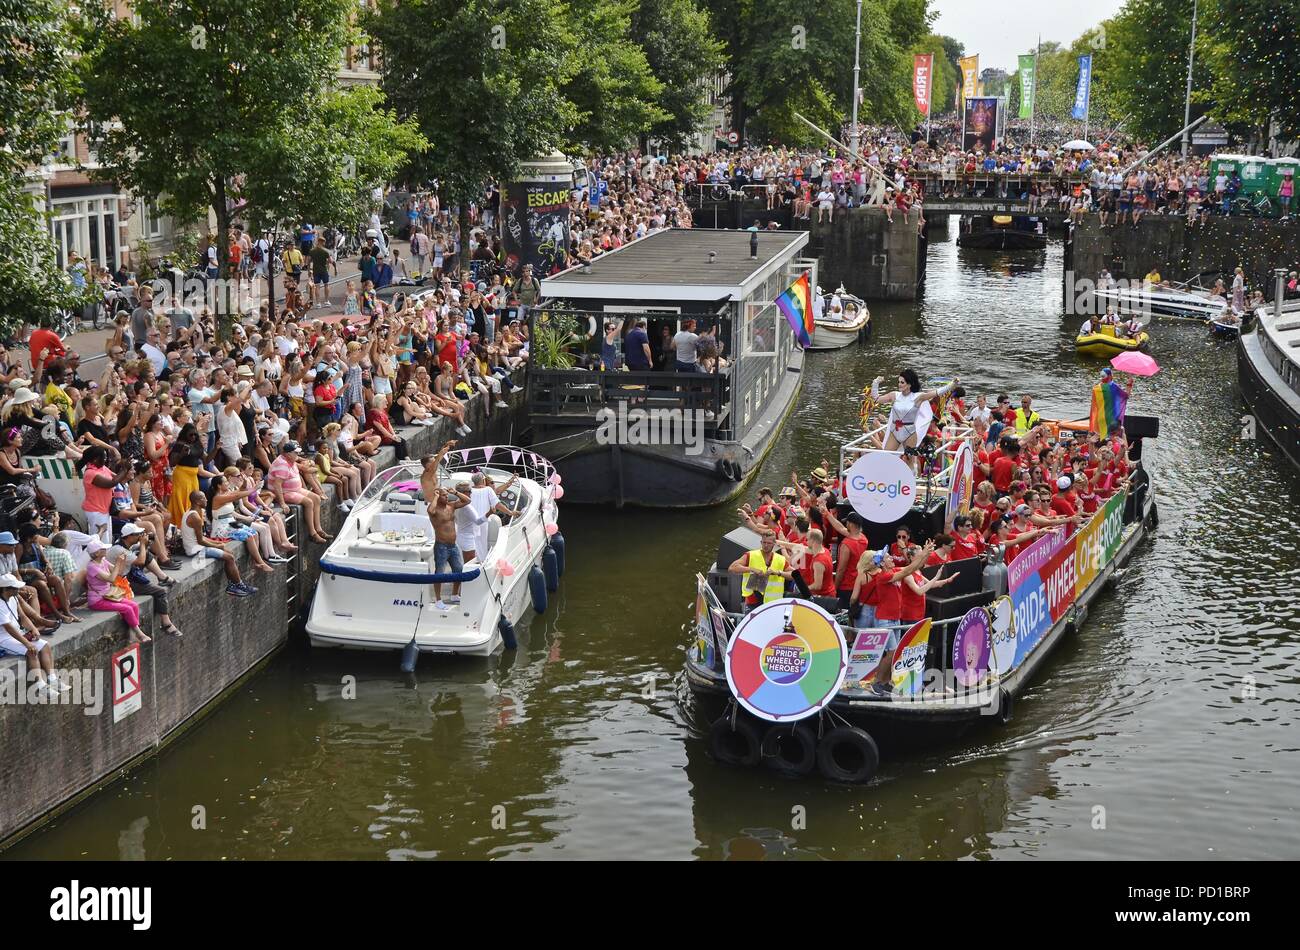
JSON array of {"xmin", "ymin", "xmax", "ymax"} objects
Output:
[{"xmin": 742, "ymin": 301, "xmax": 778, "ymax": 356}]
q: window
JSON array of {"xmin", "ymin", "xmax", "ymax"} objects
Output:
[
  {"xmin": 742, "ymin": 301, "xmax": 777, "ymax": 356},
  {"xmin": 50, "ymin": 195, "xmax": 121, "ymax": 270},
  {"xmin": 138, "ymin": 199, "xmax": 164, "ymax": 239}
]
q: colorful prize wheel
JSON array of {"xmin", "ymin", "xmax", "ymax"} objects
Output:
[{"xmin": 724, "ymin": 598, "xmax": 848, "ymax": 722}]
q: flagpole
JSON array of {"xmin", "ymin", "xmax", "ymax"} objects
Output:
[
  {"xmin": 1030, "ymin": 36, "xmax": 1039, "ymax": 147},
  {"xmin": 1181, "ymin": 0, "xmax": 1199, "ymax": 157},
  {"xmin": 925, "ymin": 60, "xmax": 933, "ymax": 145},
  {"xmin": 850, "ymin": 0, "xmax": 862, "ymax": 157}
]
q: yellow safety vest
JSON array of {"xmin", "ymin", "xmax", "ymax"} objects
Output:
[
  {"xmin": 742, "ymin": 550, "xmax": 787, "ymax": 603},
  {"xmin": 1013, "ymin": 408, "xmax": 1041, "ymax": 433}
]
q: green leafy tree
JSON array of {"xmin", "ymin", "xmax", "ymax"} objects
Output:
[
  {"xmin": 562, "ymin": 0, "xmax": 667, "ymax": 153},
  {"xmin": 1200, "ymin": 0, "xmax": 1300, "ymax": 141},
  {"xmin": 79, "ymin": 0, "xmax": 424, "ymax": 326},
  {"xmin": 0, "ymin": 0, "xmax": 93, "ymax": 335},
  {"xmin": 630, "ymin": 0, "xmax": 726, "ymax": 150},
  {"xmin": 1100, "ymin": 0, "xmax": 1202, "ymax": 142},
  {"xmin": 367, "ymin": 0, "xmax": 579, "ymax": 250},
  {"xmin": 706, "ymin": 0, "xmax": 928, "ymax": 144}
]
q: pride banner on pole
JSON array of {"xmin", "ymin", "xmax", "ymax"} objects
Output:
[
  {"xmin": 1018, "ymin": 53, "xmax": 1036, "ymax": 119},
  {"xmin": 913, "ymin": 54, "xmax": 933, "ymax": 116},
  {"xmin": 891, "ymin": 619, "xmax": 932, "ymax": 696},
  {"xmin": 1072, "ymin": 54, "xmax": 1093, "ymax": 120},
  {"xmin": 775, "ymin": 272, "xmax": 813, "ymax": 349},
  {"xmin": 960, "ymin": 55, "xmax": 979, "ymax": 101}
]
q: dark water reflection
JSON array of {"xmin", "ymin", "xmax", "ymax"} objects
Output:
[{"xmin": 9, "ymin": 231, "xmax": 1299, "ymax": 861}]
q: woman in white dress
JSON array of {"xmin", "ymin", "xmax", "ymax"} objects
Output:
[{"xmin": 870, "ymin": 369, "xmax": 959, "ymax": 462}]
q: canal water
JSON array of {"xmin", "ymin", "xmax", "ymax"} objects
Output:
[{"xmin": 10, "ymin": 226, "xmax": 1299, "ymax": 861}]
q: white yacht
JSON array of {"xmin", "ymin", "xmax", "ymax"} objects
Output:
[
  {"xmin": 306, "ymin": 446, "xmax": 562, "ymax": 657},
  {"xmin": 1092, "ymin": 281, "xmax": 1228, "ymax": 322}
]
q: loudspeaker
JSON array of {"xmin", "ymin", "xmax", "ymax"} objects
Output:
[{"xmin": 1123, "ymin": 413, "xmax": 1160, "ymax": 440}]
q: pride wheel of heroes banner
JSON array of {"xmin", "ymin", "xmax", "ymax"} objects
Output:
[{"xmin": 724, "ymin": 598, "xmax": 848, "ymax": 722}]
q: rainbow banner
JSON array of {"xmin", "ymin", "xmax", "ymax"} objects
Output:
[
  {"xmin": 1089, "ymin": 380, "xmax": 1128, "ymax": 439},
  {"xmin": 890, "ymin": 619, "xmax": 932, "ymax": 697},
  {"xmin": 775, "ymin": 272, "xmax": 813, "ymax": 349}
]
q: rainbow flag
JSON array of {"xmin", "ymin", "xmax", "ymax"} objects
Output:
[
  {"xmin": 890, "ymin": 619, "xmax": 932, "ymax": 697},
  {"xmin": 775, "ymin": 272, "xmax": 814, "ymax": 349},
  {"xmin": 1089, "ymin": 380, "xmax": 1128, "ymax": 439}
]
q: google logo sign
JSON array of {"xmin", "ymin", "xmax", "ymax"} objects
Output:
[{"xmin": 844, "ymin": 452, "xmax": 917, "ymax": 522}]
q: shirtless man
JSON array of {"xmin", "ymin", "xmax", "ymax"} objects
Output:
[
  {"xmin": 428, "ymin": 486, "xmax": 472, "ymax": 608},
  {"xmin": 418, "ymin": 439, "xmax": 458, "ymax": 507}
]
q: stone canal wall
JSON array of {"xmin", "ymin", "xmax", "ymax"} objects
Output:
[
  {"xmin": 0, "ymin": 378, "xmax": 526, "ymax": 848},
  {"xmin": 691, "ymin": 199, "xmax": 923, "ymax": 300},
  {"xmin": 1068, "ymin": 216, "xmax": 1300, "ymax": 293}
]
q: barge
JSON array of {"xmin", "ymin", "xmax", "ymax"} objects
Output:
[
  {"xmin": 684, "ymin": 414, "xmax": 1159, "ymax": 782},
  {"xmin": 529, "ymin": 228, "xmax": 813, "ymax": 507}
]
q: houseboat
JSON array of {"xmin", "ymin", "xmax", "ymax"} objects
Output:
[
  {"xmin": 1237, "ymin": 276, "xmax": 1300, "ymax": 470},
  {"xmin": 529, "ymin": 228, "xmax": 812, "ymax": 507}
]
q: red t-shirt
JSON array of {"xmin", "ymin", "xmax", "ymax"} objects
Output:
[
  {"xmin": 1079, "ymin": 491, "xmax": 1100, "ymax": 514},
  {"xmin": 836, "ymin": 535, "xmax": 869, "ymax": 591},
  {"xmin": 1050, "ymin": 494, "xmax": 1077, "ymax": 517},
  {"xmin": 899, "ymin": 573, "xmax": 927, "ymax": 621},
  {"xmin": 857, "ymin": 570, "xmax": 882, "ymax": 606},
  {"xmin": 951, "ymin": 531, "xmax": 984, "ymax": 560},
  {"xmin": 991, "ymin": 454, "xmax": 1016, "ymax": 493},
  {"xmin": 802, "ymin": 549, "xmax": 836, "ymax": 597},
  {"xmin": 755, "ymin": 502, "xmax": 786, "ymax": 531},
  {"xmin": 875, "ymin": 569, "xmax": 903, "ymax": 621},
  {"xmin": 29, "ymin": 328, "xmax": 66, "ymax": 371}
]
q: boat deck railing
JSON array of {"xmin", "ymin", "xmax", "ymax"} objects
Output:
[{"xmin": 838, "ymin": 423, "xmax": 975, "ymax": 510}]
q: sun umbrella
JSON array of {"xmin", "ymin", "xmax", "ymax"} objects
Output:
[
  {"xmin": 1111, "ymin": 351, "xmax": 1160, "ymax": 376},
  {"xmin": 1062, "ymin": 139, "xmax": 1095, "ymax": 151}
]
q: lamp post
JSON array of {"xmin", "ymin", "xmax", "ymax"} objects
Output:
[
  {"xmin": 1181, "ymin": 0, "xmax": 1199, "ymax": 158},
  {"xmin": 849, "ymin": 0, "xmax": 862, "ymax": 157}
]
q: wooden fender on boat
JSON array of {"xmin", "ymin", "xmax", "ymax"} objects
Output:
[
  {"xmin": 815, "ymin": 726, "xmax": 880, "ymax": 783},
  {"xmin": 760, "ymin": 722, "xmax": 819, "ymax": 776},
  {"xmin": 709, "ymin": 715, "xmax": 763, "ymax": 768}
]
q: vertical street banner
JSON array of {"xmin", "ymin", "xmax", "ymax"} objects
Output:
[
  {"xmin": 1072, "ymin": 54, "xmax": 1093, "ymax": 120},
  {"xmin": 960, "ymin": 55, "xmax": 979, "ymax": 101},
  {"xmin": 913, "ymin": 54, "xmax": 933, "ymax": 117},
  {"xmin": 963, "ymin": 97, "xmax": 999, "ymax": 153},
  {"xmin": 1018, "ymin": 53, "xmax": 1037, "ymax": 119}
]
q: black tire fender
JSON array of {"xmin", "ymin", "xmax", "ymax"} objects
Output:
[
  {"xmin": 815, "ymin": 726, "xmax": 880, "ymax": 784},
  {"xmin": 708, "ymin": 715, "xmax": 762, "ymax": 768},
  {"xmin": 759, "ymin": 722, "xmax": 818, "ymax": 776}
]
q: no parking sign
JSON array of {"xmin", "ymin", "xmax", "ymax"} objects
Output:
[{"xmin": 112, "ymin": 644, "xmax": 143, "ymax": 723}]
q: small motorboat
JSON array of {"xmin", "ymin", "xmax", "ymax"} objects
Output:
[
  {"xmin": 810, "ymin": 286, "xmax": 871, "ymax": 350},
  {"xmin": 1210, "ymin": 318, "xmax": 1242, "ymax": 339},
  {"xmin": 1093, "ymin": 283, "xmax": 1228, "ymax": 322},
  {"xmin": 306, "ymin": 446, "xmax": 563, "ymax": 658},
  {"xmin": 1075, "ymin": 324, "xmax": 1150, "ymax": 358}
]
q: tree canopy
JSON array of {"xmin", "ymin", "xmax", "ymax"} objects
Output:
[{"xmin": 0, "ymin": 0, "xmax": 95, "ymax": 335}]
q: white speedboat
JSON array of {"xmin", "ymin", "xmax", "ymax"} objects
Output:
[
  {"xmin": 1092, "ymin": 283, "xmax": 1228, "ymax": 322},
  {"xmin": 306, "ymin": 446, "xmax": 563, "ymax": 658},
  {"xmin": 810, "ymin": 288, "xmax": 871, "ymax": 350}
]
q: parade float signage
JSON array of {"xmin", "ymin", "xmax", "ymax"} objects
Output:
[
  {"xmin": 845, "ymin": 451, "xmax": 917, "ymax": 523},
  {"xmin": 725, "ymin": 599, "xmax": 848, "ymax": 722},
  {"xmin": 1006, "ymin": 491, "xmax": 1126, "ymax": 671}
]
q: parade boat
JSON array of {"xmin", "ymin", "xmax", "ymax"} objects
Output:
[
  {"xmin": 1075, "ymin": 324, "xmax": 1150, "ymax": 358},
  {"xmin": 1092, "ymin": 282, "xmax": 1228, "ymax": 323},
  {"xmin": 529, "ymin": 229, "xmax": 812, "ymax": 508},
  {"xmin": 809, "ymin": 287, "xmax": 871, "ymax": 351},
  {"xmin": 956, "ymin": 214, "xmax": 1048, "ymax": 251},
  {"xmin": 1237, "ymin": 289, "xmax": 1300, "ymax": 470},
  {"xmin": 305, "ymin": 446, "xmax": 564, "ymax": 659},
  {"xmin": 682, "ymin": 412, "xmax": 1159, "ymax": 784}
]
